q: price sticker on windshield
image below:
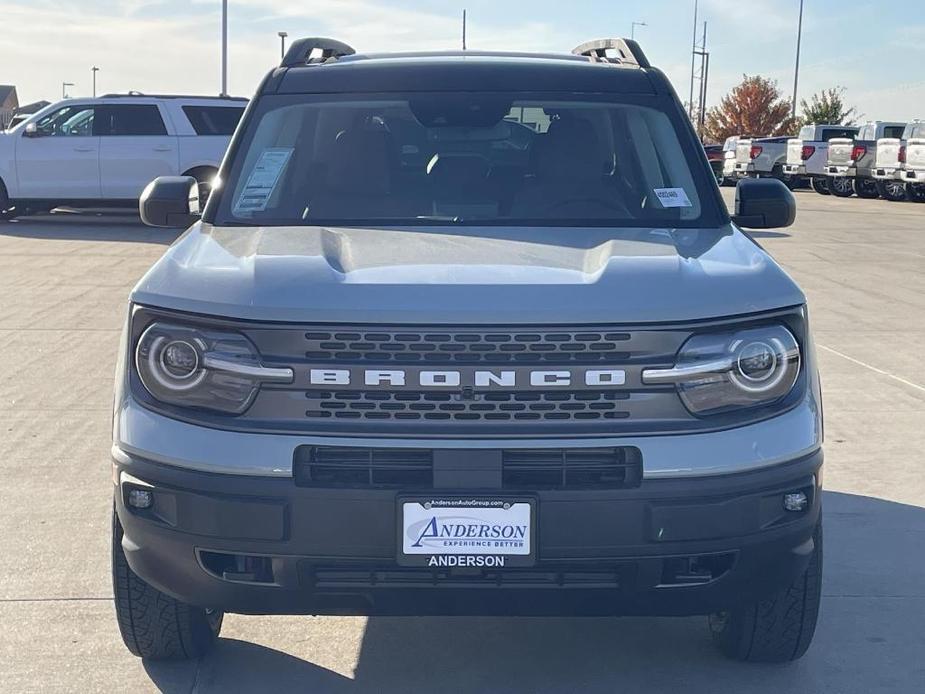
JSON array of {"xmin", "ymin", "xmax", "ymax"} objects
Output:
[
  {"xmin": 653, "ymin": 188, "xmax": 693, "ymax": 208},
  {"xmin": 233, "ymin": 147, "xmax": 293, "ymax": 214}
]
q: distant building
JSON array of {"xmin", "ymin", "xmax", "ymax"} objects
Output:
[
  {"xmin": 16, "ymin": 100, "xmax": 50, "ymax": 116},
  {"xmin": 0, "ymin": 85, "xmax": 19, "ymax": 128},
  {"xmin": 7, "ymin": 100, "xmax": 51, "ymax": 129}
]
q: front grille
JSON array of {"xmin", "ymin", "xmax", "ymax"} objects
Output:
[
  {"xmin": 304, "ymin": 390, "xmax": 631, "ymax": 422},
  {"xmin": 503, "ymin": 447, "xmax": 642, "ymax": 489},
  {"xmin": 294, "ymin": 446, "xmax": 642, "ymax": 490},
  {"xmin": 302, "ymin": 328, "xmax": 632, "ymax": 364},
  {"xmin": 295, "ymin": 447, "xmax": 433, "ymax": 489},
  {"xmin": 236, "ymin": 321, "xmax": 697, "ymax": 436}
]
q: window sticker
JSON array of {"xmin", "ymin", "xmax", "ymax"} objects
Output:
[
  {"xmin": 233, "ymin": 148, "xmax": 293, "ymax": 214},
  {"xmin": 653, "ymin": 187, "xmax": 693, "ymax": 208}
]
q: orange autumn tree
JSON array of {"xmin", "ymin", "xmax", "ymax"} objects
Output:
[{"xmin": 703, "ymin": 75, "xmax": 798, "ymax": 142}]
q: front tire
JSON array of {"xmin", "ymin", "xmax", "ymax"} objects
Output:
[
  {"xmin": 827, "ymin": 177, "xmax": 854, "ymax": 197},
  {"xmin": 0, "ymin": 179, "xmax": 18, "ymax": 221},
  {"xmin": 709, "ymin": 523, "xmax": 822, "ymax": 663},
  {"xmin": 877, "ymin": 180, "xmax": 907, "ymax": 202},
  {"xmin": 112, "ymin": 511, "xmax": 223, "ymax": 660},
  {"xmin": 811, "ymin": 178, "xmax": 830, "ymax": 195}
]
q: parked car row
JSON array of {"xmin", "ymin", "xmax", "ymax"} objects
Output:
[
  {"xmin": 718, "ymin": 120, "xmax": 925, "ymax": 202},
  {"xmin": 0, "ymin": 93, "xmax": 247, "ymax": 221}
]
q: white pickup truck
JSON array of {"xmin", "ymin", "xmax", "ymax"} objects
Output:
[
  {"xmin": 721, "ymin": 135, "xmax": 741, "ymax": 185},
  {"xmin": 870, "ymin": 122, "xmax": 918, "ymax": 201},
  {"xmin": 899, "ymin": 121, "xmax": 925, "ymax": 202},
  {"xmin": 825, "ymin": 121, "xmax": 906, "ymax": 198},
  {"xmin": 0, "ymin": 94, "xmax": 246, "ymax": 220},
  {"xmin": 784, "ymin": 124, "xmax": 859, "ymax": 195},
  {"xmin": 732, "ymin": 136, "xmax": 794, "ymax": 185}
]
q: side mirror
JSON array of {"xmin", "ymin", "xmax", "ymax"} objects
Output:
[
  {"xmin": 732, "ymin": 178, "xmax": 796, "ymax": 229},
  {"xmin": 22, "ymin": 122, "xmax": 40, "ymax": 138},
  {"xmin": 139, "ymin": 176, "xmax": 200, "ymax": 228}
]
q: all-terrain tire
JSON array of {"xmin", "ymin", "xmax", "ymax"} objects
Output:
[
  {"xmin": 877, "ymin": 180, "xmax": 907, "ymax": 202},
  {"xmin": 709, "ymin": 522, "xmax": 822, "ymax": 663},
  {"xmin": 0, "ymin": 178, "xmax": 17, "ymax": 221},
  {"xmin": 112, "ymin": 510, "xmax": 223, "ymax": 660},
  {"xmin": 907, "ymin": 184, "xmax": 925, "ymax": 203},
  {"xmin": 827, "ymin": 177, "xmax": 854, "ymax": 197},
  {"xmin": 811, "ymin": 178, "xmax": 830, "ymax": 195},
  {"xmin": 854, "ymin": 179, "xmax": 880, "ymax": 199}
]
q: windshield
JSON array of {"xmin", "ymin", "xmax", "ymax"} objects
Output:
[{"xmin": 216, "ymin": 93, "xmax": 717, "ymax": 228}]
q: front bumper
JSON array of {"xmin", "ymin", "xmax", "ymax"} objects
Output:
[{"xmin": 114, "ymin": 448, "xmax": 822, "ymax": 617}]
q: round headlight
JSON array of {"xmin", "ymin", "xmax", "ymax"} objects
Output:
[
  {"xmin": 160, "ymin": 340, "xmax": 200, "ymax": 380},
  {"xmin": 134, "ymin": 321, "xmax": 269, "ymax": 414},
  {"xmin": 650, "ymin": 323, "xmax": 802, "ymax": 415},
  {"xmin": 731, "ymin": 339, "xmax": 788, "ymax": 392},
  {"xmin": 145, "ymin": 335, "xmax": 207, "ymax": 392}
]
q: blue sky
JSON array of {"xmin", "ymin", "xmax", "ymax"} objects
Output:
[{"xmin": 2, "ymin": 0, "xmax": 924, "ymax": 121}]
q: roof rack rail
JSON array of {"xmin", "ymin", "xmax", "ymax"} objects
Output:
[
  {"xmin": 281, "ymin": 38, "xmax": 355, "ymax": 68},
  {"xmin": 98, "ymin": 92, "xmax": 247, "ymax": 100},
  {"xmin": 571, "ymin": 38, "xmax": 650, "ymax": 69}
]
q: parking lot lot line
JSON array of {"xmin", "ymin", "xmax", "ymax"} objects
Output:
[{"xmin": 816, "ymin": 343, "xmax": 925, "ymax": 393}]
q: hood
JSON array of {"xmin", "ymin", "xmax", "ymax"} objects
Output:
[{"xmin": 131, "ymin": 223, "xmax": 805, "ymax": 324}]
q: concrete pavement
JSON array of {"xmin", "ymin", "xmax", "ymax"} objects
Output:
[{"xmin": 1, "ymin": 192, "xmax": 923, "ymax": 692}]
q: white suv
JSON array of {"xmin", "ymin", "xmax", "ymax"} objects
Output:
[{"xmin": 0, "ymin": 94, "xmax": 246, "ymax": 220}]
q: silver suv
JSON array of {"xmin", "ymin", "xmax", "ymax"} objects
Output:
[{"xmin": 111, "ymin": 38, "xmax": 822, "ymax": 664}]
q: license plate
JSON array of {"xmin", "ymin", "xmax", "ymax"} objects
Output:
[{"xmin": 398, "ymin": 497, "xmax": 535, "ymax": 567}]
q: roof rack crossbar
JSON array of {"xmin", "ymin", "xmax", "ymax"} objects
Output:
[
  {"xmin": 281, "ymin": 38, "xmax": 356, "ymax": 68},
  {"xmin": 571, "ymin": 38, "xmax": 650, "ymax": 69}
]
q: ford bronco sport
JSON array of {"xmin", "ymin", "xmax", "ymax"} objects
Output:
[{"xmin": 112, "ymin": 38, "xmax": 822, "ymax": 664}]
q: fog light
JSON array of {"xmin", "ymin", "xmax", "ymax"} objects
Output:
[
  {"xmin": 783, "ymin": 491, "xmax": 808, "ymax": 512},
  {"xmin": 127, "ymin": 489, "xmax": 153, "ymax": 509}
]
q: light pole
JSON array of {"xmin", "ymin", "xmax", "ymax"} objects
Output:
[
  {"xmin": 62, "ymin": 82, "xmax": 74, "ymax": 99},
  {"xmin": 278, "ymin": 31, "xmax": 288, "ymax": 60},
  {"xmin": 631, "ymin": 21, "xmax": 646, "ymax": 40},
  {"xmin": 792, "ymin": 0, "xmax": 804, "ymax": 118},
  {"xmin": 221, "ymin": 0, "xmax": 228, "ymax": 96},
  {"xmin": 91, "ymin": 67, "xmax": 99, "ymax": 98},
  {"xmin": 689, "ymin": 0, "xmax": 698, "ymax": 119},
  {"xmin": 462, "ymin": 9, "xmax": 467, "ymax": 50}
]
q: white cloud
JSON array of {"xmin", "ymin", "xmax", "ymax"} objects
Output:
[{"xmin": 2, "ymin": 0, "xmax": 570, "ymax": 104}]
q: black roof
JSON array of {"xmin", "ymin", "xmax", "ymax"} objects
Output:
[{"xmin": 265, "ymin": 40, "xmax": 663, "ymax": 96}]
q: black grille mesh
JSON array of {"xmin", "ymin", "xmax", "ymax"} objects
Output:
[
  {"xmin": 303, "ymin": 329, "xmax": 633, "ymax": 363},
  {"xmin": 305, "ymin": 390, "xmax": 632, "ymax": 422}
]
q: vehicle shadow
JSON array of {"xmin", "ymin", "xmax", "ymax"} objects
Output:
[
  {"xmin": 0, "ymin": 212, "xmax": 180, "ymax": 245},
  {"xmin": 143, "ymin": 490, "xmax": 925, "ymax": 693}
]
